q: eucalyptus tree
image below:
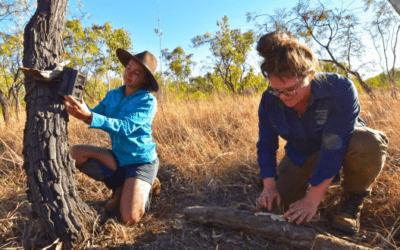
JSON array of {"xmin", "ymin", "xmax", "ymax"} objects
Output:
[
  {"xmin": 63, "ymin": 19, "xmax": 131, "ymax": 103},
  {"xmin": 161, "ymin": 46, "xmax": 194, "ymax": 91},
  {"xmin": 22, "ymin": 0, "xmax": 96, "ymax": 248},
  {"xmin": 364, "ymin": 0, "xmax": 400, "ymax": 96},
  {"xmin": 248, "ymin": 0, "xmax": 375, "ymax": 97},
  {"xmin": 0, "ymin": 31, "xmax": 24, "ymax": 121},
  {"xmin": 192, "ymin": 16, "xmax": 255, "ymax": 94},
  {"xmin": 0, "ymin": 0, "xmax": 30, "ymax": 24},
  {"xmin": 0, "ymin": 0, "xmax": 34, "ymax": 121}
]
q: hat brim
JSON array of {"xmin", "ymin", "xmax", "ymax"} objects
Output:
[{"xmin": 116, "ymin": 48, "xmax": 159, "ymax": 92}]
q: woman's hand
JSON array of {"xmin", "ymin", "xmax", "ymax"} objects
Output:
[
  {"xmin": 258, "ymin": 178, "xmax": 281, "ymax": 211},
  {"xmin": 282, "ymin": 177, "xmax": 334, "ymax": 225},
  {"xmin": 63, "ymin": 95, "xmax": 91, "ymax": 121},
  {"xmin": 282, "ymin": 195, "xmax": 320, "ymax": 225}
]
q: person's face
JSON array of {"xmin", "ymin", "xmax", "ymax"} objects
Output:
[
  {"xmin": 123, "ymin": 59, "xmax": 147, "ymax": 90},
  {"xmin": 268, "ymin": 75, "xmax": 313, "ymax": 108}
]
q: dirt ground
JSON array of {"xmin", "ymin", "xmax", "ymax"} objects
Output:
[
  {"xmin": 1, "ymin": 160, "xmax": 398, "ymax": 249},
  {"xmin": 67, "ymin": 162, "xmax": 397, "ymax": 250}
]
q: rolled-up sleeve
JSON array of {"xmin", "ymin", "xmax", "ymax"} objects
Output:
[
  {"xmin": 308, "ymin": 77, "xmax": 359, "ymax": 186},
  {"xmin": 90, "ymin": 98, "xmax": 156, "ymax": 137},
  {"xmin": 257, "ymin": 93, "xmax": 279, "ymax": 179}
]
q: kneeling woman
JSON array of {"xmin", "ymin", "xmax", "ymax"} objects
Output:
[
  {"xmin": 256, "ymin": 32, "xmax": 388, "ymax": 233},
  {"xmin": 64, "ymin": 49, "xmax": 160, "ymax": 225}
]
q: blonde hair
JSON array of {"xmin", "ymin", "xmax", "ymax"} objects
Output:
[{"xmin": 256, "ymin": 32, "xmax": 319, "ymax": 80}]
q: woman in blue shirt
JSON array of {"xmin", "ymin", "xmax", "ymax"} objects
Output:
[
  {"xmin": 256, "ymin": 32, "xmax": 388, "ymax": 234},
  {"xmin": 64, "ymin": 49, "xmax": 159, "ymax": 225}
]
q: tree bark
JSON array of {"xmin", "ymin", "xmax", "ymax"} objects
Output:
[
  {"xmin": 0, "ymin": 89, "xmax": 10, "ymax": 124},
  {"xmin": 22, "ymin": 0, "xmax": 95, "ymax": 249},
  {"xmin": 388, "ymin": 0, "xmax": 400, "ymax": 17},
  {"xmin": 184, "ymin": 206, "xmax": 372, "ymax": 250}
]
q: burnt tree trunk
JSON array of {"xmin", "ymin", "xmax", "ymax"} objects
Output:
[
  {"xmin": 0, "ymin": 89, "xmax": 10, "ymax": 124},
  {"xmin": 22, "ymin": 0, "xmax": 95, "ymax": 249}
]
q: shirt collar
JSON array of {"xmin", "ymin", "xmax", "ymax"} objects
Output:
[
  {"xmin": 119, "ymin": 86, "xmax": 147, "ymax": 99},
  {"xmin": 311, "ymin": 74, "xmax": 331, "ymax": 100}
]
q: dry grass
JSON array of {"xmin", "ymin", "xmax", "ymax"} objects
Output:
[{"xmin": 0, "ymin": 90, "xmax": 399, "ymax": 249}]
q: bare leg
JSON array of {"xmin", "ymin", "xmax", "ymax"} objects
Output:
[
  {"xmin": 70, "ymin": 145, "xmax": 118, "ymax": 171},
  {"xmin": 120, "ymin": 178, "xmax": 152, "ymax": 225}
]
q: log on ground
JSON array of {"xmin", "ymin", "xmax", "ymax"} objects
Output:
[{"xmin": 183, "ymin": 206, "xmax": 371, "ymax": 250}]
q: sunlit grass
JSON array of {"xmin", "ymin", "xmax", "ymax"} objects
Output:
[{"xmin": 0, "ymin": 89, "xmax": 399, "ymax": 248}]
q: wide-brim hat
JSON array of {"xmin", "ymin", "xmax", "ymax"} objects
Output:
[{"xmin": 116, "ymin": 48, "xmax": 159, "ymax": 92}]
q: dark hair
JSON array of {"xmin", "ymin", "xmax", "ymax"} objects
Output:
[
  {"xmin": 256, "ymin": 32, "xmax": 320, "ymax": 80},
  {"xmin": 141, "ymin": 73, "xmax": 152, "ymax": 91}
]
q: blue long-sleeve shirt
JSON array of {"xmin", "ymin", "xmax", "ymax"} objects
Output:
[
  {"xmin": 89, "ymin": 86, "xmax": 157, "ymax": 166},
  {"xmin": 257, "ymin": 73, "xmax": 362, "ymax": 186}
]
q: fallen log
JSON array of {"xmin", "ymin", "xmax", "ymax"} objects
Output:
[{"xmin": 184, "ymin": 206, "xmax": 372, "ymax": 250}]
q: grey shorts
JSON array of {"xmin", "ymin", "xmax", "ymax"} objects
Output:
[{"xmin": 76, "ymin": 152, "xmax": 159, "ymax": 212}]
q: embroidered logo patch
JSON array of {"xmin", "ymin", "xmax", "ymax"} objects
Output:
[{"xmin": 315, "ymin": 110, "xmax": 328, "ymax": 125}]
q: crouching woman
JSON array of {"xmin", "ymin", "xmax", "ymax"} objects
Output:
[
  {"xmin": 256, "ymin": 32, "xmax": 388, "ymax": 233},
  {"xmin": 64, "ymin": 48, "xmax": 160, "ymax": 225}
]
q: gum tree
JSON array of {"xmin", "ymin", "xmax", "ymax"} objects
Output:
[
  {"xmin": 248, "ymin": 0, "xmax": 375, "ymax": 97},
  {"xmin": 192, "ymin": 16, "xmax": 255, "ymax": 94},
  {"xmin": 22, "ymin": 0, "xmax": 95, "ymax": 248}
]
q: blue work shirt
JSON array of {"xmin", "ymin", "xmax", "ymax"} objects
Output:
[
  {"xmin": 89, "ymin": 86, "xmax": 157, "ymax": 166},
  {"xmin": 257, "ymin": 73, "xmax": 362, "ymax": 186}
]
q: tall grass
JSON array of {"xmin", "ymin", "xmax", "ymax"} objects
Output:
[{"xmin": 0, "ymin": 90, "xmax": 399, "ymax": 248}]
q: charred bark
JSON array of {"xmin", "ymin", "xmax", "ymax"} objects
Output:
[
  {"xmin": 22, "ymin": 0, "xmax": 95, "ymax": 249},
  {"xmin": 184, "ymin": 206, "xmax": 372, "ymax": 250},
  {"xmin": 0, "ymin": 89, "xmax": 10, "ymax": 124}
]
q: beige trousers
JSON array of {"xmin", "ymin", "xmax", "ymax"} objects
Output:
[{"xmin": 276, "ymin": 127, "xmax": 389, "ymax": 209}]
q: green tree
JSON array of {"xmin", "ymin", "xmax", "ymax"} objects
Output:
[
  {"xmin": 162, "ymin": 46, "xmax": 194, "ymax": 91},
  {"xmin": 192, "ymin": 16, "xmax": 255, "ymax": 94},
  {"xmin": 364, "ymin": 0, "xmax": 400, "ymax": 97},
  {"xmin": 248, "ymin": 0, "xmax": 375, "ymax": 97},
  {"xmin": 366, "ymin": 68, "xmax": 400, "ymax": 88},
  {"xmin": 0, "ymin": 0, "xmax": 34, "ymax": 121},
  {"xmin": 63, "ymin": 19, "xmax": 131, "ymax": 101},
  {"xmin": 64, "ymin": 19, "xmax": 131, "ymax": 75},
  {"xmin": 0, "ymin": 30, "xmax": 26, "ymax": 121}
]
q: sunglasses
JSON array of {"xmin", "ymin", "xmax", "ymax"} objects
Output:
[{"xmin": 267, "ymin": 77, "xmax": 305, "ymax": 97}]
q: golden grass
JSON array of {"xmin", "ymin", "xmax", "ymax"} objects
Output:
[
  {"xmin": 0, "ymin": 90, "xmax": 399, "ymax": 248},
  {"xmin": 153, "ymin": 94, "xmax": 263, "ymax": 187}
]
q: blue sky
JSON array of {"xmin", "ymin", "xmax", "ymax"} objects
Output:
[
  {"xmin": 74, "ymin": 0, "xmax": 299, "ymax": 75},
  {"xmin": 72, "ymin": 0, "xmax": 399, "ymax": 78}
]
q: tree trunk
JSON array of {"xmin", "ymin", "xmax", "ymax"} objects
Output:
[
  {"xmin": 22, "ymin": 0, "xmax": 95, "ymax": 249},
  {"xmin": 184, "ymin": 206, "xmax": 372, "ymax": 250},
  {"xmin": 0, "ymin": 89, "xmax": 10, "ymax": 124},
  {"xmin": 352, "ymin": 71, "xmax": 376, "ymax": 99},
  {"xmin": 388, "ymin": 0, "xmax": 400, "ymax": 17},
  {"xmin": 320, "ymin": 59, "xmax": 375, "ymax": 99}
]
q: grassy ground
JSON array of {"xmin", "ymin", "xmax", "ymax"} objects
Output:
[{"xmin": 0, "ymin": 90, "xmax": 399, "ymax": 249}]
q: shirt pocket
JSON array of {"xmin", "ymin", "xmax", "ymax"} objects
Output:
[
  {"xmin": 309, "ymin": 111, "xmax": 329, "ymax": 138},
  {"xmin": 269, "ymin": 117, "xmax": 291, "ymax": 140},
  {"xmin": 119, "ymin": 106, "xmax": 135, "ymax": 118},
  {"xmin": 104, "ymin": 102, "xmax": 120, "ymax": 118}
]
